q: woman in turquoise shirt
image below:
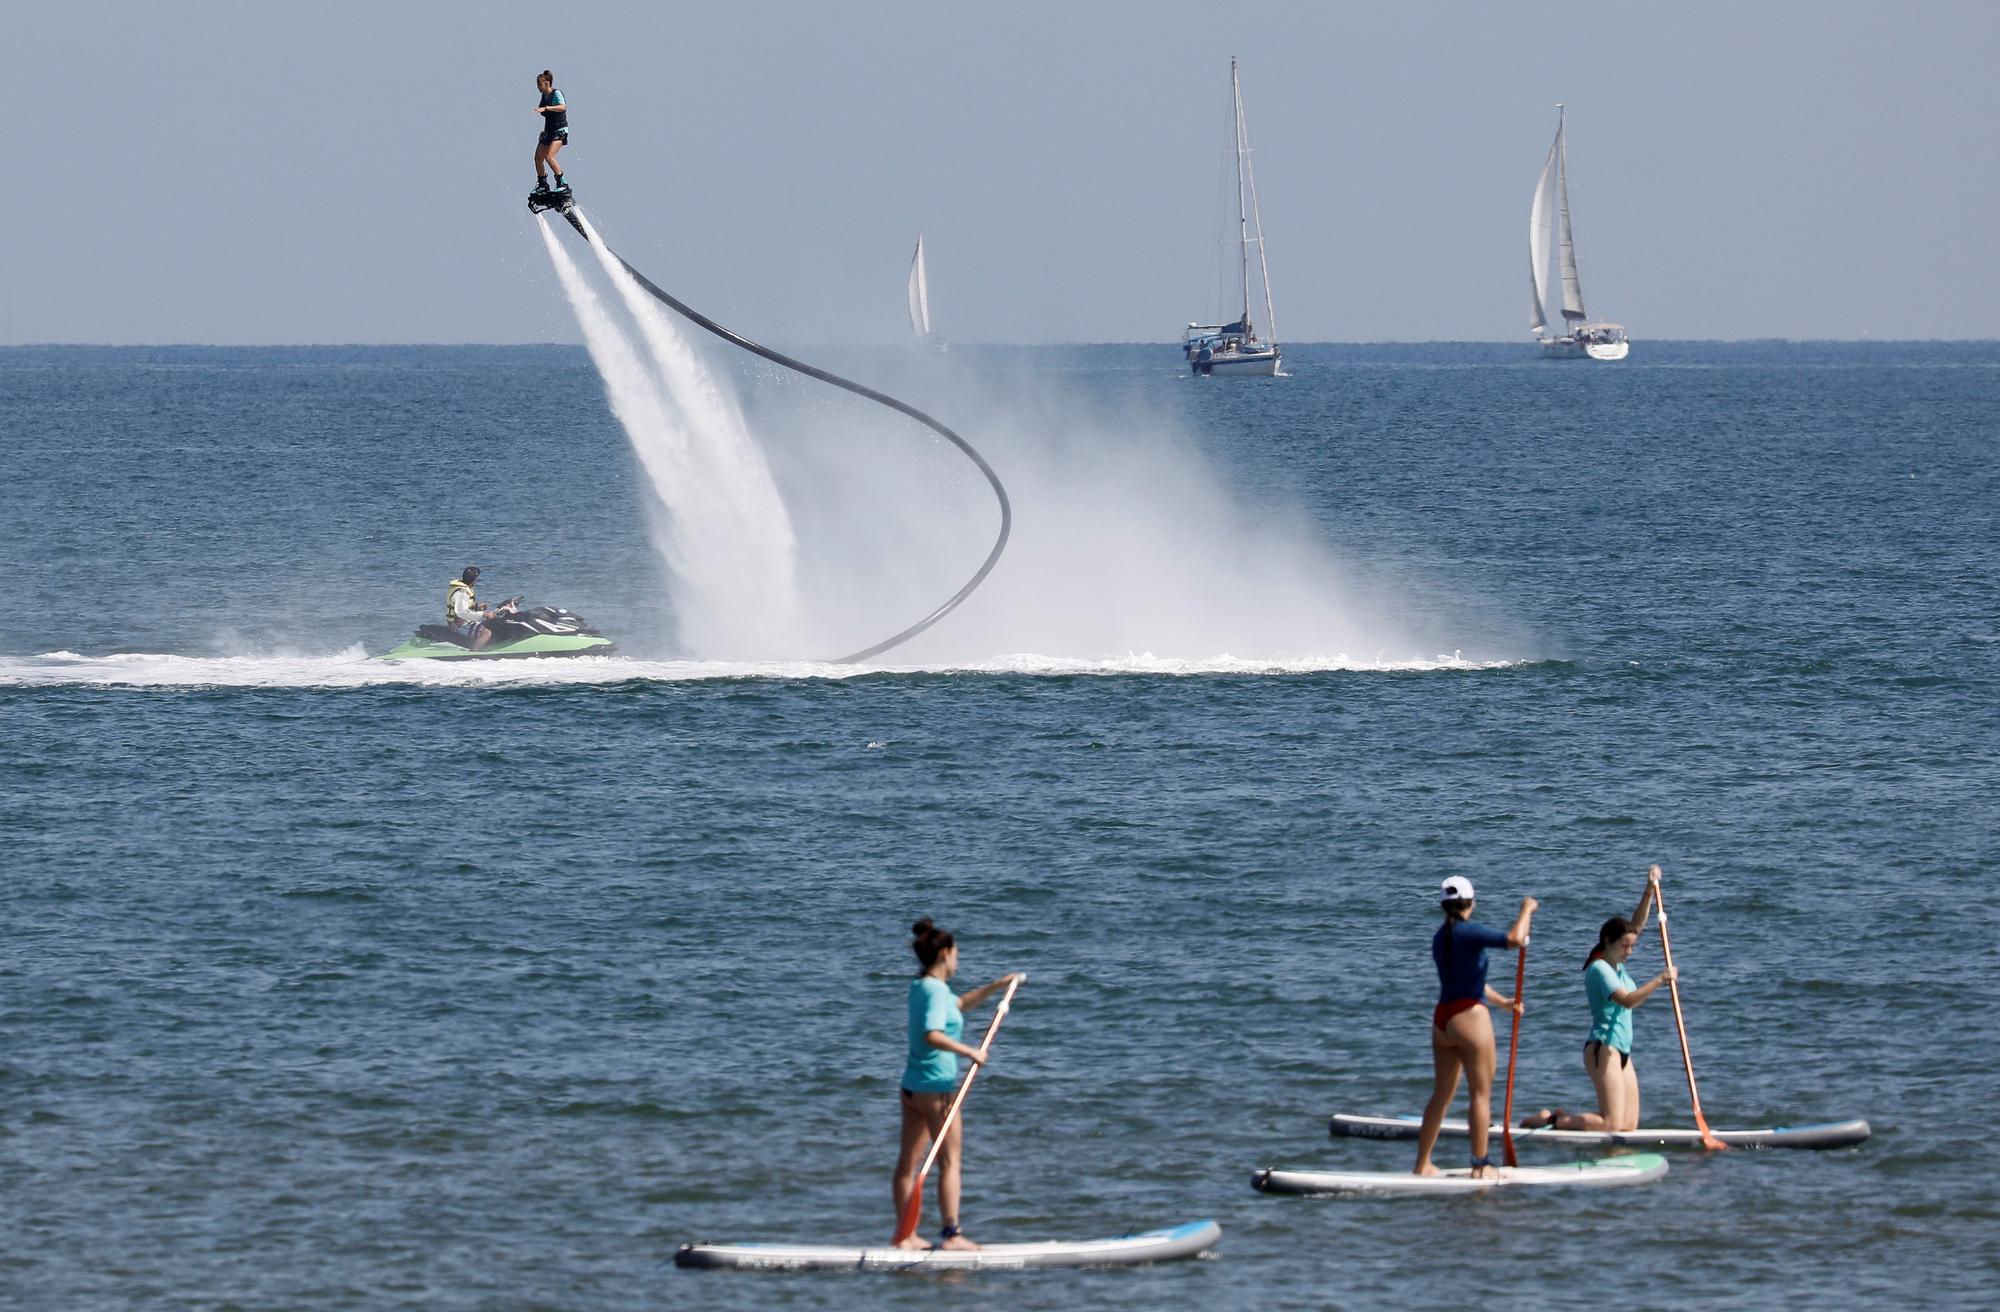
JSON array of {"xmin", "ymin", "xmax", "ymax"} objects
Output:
[
  {"xmin": 892, "ymin": 918, "xmax": 1021, "ymax": 1251},
  {"xmin": 1521, "ymin": 865, "xmax": 1677, "ymax": 1133}
]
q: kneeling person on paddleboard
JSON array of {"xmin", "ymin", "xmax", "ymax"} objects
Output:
[
  {"xmin": 1522, "ymin": 865, "xmax": 1676, "ymax": 1134},
  {"xmin": 894, "ymin": 918, "xmax": 1022, "ymax": 1251},
  {"xmin": 1415, "ymin": 877, "xmax": 1536, "ymax": 1179}
]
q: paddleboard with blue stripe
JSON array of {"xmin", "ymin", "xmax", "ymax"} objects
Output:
[
  {"xmin": 1254, "ymin": 1154, "xmax": 1667, "ymax": 1197},
  {"xmin": 674, "ymin": 1218, "xmax": 1220, "ymax": 1271}
]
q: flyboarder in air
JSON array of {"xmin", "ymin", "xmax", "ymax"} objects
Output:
[{"xmin": 533, "ymin": 70, "xmax": 569, "ymax": 196}]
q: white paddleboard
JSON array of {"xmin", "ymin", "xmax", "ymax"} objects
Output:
[
  {"xmin": 1329, "ymin": 1111, "xmax": 1871, "ymax": 1150},
  {"xmin": 674, "ymin": 1219, "xmax": 1220, "ymax": 1271},
  {"xmin": 1253, "ymin": 1154, "xmax": 1667, "ymax": 1197}
]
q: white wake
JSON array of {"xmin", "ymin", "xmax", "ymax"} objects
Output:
[{"xmin": 2, "ymin": 649, "xmax": 1510, "ymax": 689}]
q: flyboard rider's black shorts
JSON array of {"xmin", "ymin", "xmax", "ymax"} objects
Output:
[{"xmin": 538, "ymin": 127, "xmax": 568, "ymax": 147}]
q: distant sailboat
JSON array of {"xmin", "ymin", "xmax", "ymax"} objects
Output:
[
  {"xmin": 908, "ymin": 233, "xmax": 945, "ymax": 351},
  {"xmin": 1529, "ymin": 104, "xmax": 1627, "ymax": 361},
  {"xmin": 1184, "ymin": 58, "xmax": 1280, "ymax": 377}
]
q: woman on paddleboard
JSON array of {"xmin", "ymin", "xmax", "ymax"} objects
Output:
[
  {"xmin": 1414, "ymin": 876, "xmax": 1536, "ymax": 1178},
  {"xmin": 1521, "ymin": 865, "xmax": 1676, "ymax": 1133},
  {"xmin": 893, "ymin": 918, "xmax": 1021, "ymax": 1251}
]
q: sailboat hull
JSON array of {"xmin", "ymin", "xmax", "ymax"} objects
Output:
[
  {"xmin": 1196, "ymin": 349, "xmax": 1282, "ymax": 377},
  {"xmin": 1539, "ymin": 329, "xmax": 1628, "ymax": 362}
]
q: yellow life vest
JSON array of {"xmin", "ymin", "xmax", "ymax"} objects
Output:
[{"xmin": 446, "ymin": 578, "xmax": 476, "ymax": 625}]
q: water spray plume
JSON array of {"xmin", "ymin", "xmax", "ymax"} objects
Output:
[{"xmin": 537, "ymin": 215, "xmax": 798, "ymax": 656}]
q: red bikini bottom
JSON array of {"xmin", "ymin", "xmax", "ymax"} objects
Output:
[{"xmin": 1432, "ymin": 997, "xmax": 1483, "ymax": 1031}]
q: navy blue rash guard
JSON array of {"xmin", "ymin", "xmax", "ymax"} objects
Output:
[
  {"xmin": 539, "ymin": 88, "xmax": 567, "ymax": 132},
  {"xmin": 1432, "ymin": 919, "xmax": 1512, "ymax": 1003}
]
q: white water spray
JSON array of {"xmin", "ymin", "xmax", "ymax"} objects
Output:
[{"xmin": 536, "ymin": 214, "xmax": 797, "ymax": 656}]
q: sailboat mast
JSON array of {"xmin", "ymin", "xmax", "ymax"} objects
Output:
[
  {"xmin": 1556, "ymin": 103, "xmax": 1587, "ymax": 323},
  {"xmin": 1232, "ymin": 57, "xmax": 1252, "ymax": 328}
]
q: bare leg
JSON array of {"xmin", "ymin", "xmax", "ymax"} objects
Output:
[
  {"xmin": 1620, "ymin": 1057, "xmax": 1642, "ymax": 1132},
  {"xmin": 534, "ymin": 140, "xmax": 550, "ymax": 182},
  {"xmin": 890, "ymin": 1090, "xmax": 935, "ymax": 1249},
  {"xmin": 933, "ymin": 1110, "xmax": 976, "ymax": 1249},
  {"xmin": 1413, "ymin": 1028, "xmax": 1464, "ymax": 1176},
  {"xmin": 1530, "ymin": 1047, "xmax": 1617, "ymax": 1132},
  {"xmin": 1450, "ymin": 1007, "xmax": 1498, "ymax": 1175},
  {"xmin": 546, "ymin": 137, "xmax": 565, "ymax": 180},
  {"xmin": 1584, "ymin": 1043, "xmax": 1629, "ymax": 1132}
]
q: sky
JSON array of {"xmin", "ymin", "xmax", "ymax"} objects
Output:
[{"xmin": 7, "ymin": 1, "xmax": 1998, "ymax": 345}]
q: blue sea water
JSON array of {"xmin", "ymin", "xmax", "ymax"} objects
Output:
[{"xmin": 2, "ymin": 341, "xmax": 1997, "ymax": 1310}]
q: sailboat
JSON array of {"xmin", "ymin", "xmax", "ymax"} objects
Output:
[
  {"xmin": 908, "ymin": 232, "xmax": 945, "ymax": 351},
  {"xmin": 1529, "ymin": 104, "xmax": 1628, "ymax": 361},
  {"xmin": 1184, "ymin": 58, "xmax": 1280, "ymax": 377}
]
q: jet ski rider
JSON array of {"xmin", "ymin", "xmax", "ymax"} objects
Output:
[
  {"xmin": 533, "ymin": 70, "xmax": 569, "ymax": 195},
  {"xmin": 446, "ymin": 566, "xmax": 514, "ymax": 652}
]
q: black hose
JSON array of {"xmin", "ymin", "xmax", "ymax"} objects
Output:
[{"xmin": 554, "ymin": 206, "xmax": 1011, "ymax": 664}]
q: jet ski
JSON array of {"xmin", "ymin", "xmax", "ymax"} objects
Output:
[{"xmin": 378, "ymin": 603, "xmax": 615, "ymax": 661}]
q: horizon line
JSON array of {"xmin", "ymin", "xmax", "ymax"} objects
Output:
[{"xmin": 5, "ymin": 337, "xmax": 1999, "ymax": 350}]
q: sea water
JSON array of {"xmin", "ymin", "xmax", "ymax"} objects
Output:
[{"xmin": 1, "ymin": 342, "xmax": 1996, "ymax": 1309}]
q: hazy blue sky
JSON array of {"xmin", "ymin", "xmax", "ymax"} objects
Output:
[{"xmin": 9, "ymin": 1, "xmax": 1998, "ymax": 344}]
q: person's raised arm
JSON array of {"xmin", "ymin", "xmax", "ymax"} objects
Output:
[
  {"xmin": 1504, "ymin": 896, "xmax": 1539, "ymax": 949},
  {"xmin": 957, "ymin": 972, "xmax": 1023, "ymax": 1013}
]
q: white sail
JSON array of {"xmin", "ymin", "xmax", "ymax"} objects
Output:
[
  {"xmin": 1529, "ymin": 133, "xmax": 1557, "ymax": 333},
  {"xmin": 907, "ymin": 233, "xmax": 931, "ymax": 338},
  {"xmin": 1555, "ymin": 110, "xmax": 1586, "ymax": 322}
]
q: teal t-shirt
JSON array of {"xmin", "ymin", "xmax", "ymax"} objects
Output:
[
  {"xmin": 1585, "ymin": 958, "xmax": 1636, "ymax": 1053},
  {"xmin": 903, "ymin": 976, "xmax": 963, "ymax": 1093}
]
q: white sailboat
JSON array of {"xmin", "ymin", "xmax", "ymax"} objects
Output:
[
  {"xmin": 1185, "ymin": 58, "xmax": 1280, "ymax": 377},
  {"xmin": 907, "ymin": 232, "xmax": 945, "ymax": 351},
  {"xmin": 1529, "ymin": 104, "xmax": 1627, "ymax": 361}
]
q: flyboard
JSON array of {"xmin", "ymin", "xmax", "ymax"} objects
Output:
[
  {"xmin": 1252, "ymin": 1155, "xmax": 1667, "ymax": 1198},
  {"xmin": 1330, "ymin": 1111, "xmax": 1871, "ymax": 1151},
  {"xmin": 529, "ymin": 184, "xmax": 1011, "ymax": 664},
  {"xmin": 674, "ymin": 1219, "xmax": 1221, "ymax": 1272}
]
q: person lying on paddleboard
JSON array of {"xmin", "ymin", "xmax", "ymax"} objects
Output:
[
  {"xmin": 1521, "ymin": 864, "xmax": 1676, "ymax": 1133},
  {"xmin": 893, "ymin": 918, "xmax": 1022, "ymax": 1251},
  {"xmin": 533, "ymin": 70, "xmax": 569, "ymax": 195},
  {"xmin": 1413, "ymin": 876, "xmax": 1536, "ymax": 1178}
]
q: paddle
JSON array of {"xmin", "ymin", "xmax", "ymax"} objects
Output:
[
  {"xmin": 1652, "ymin": 875, "xmax": 1727, "ymax": 1151},
  {"xmin": 893, "ymin": 972, "xmax": 1024, "ymax": 1245},
  {"xmin": 1500, "ymin": 942, "xmax": 1527, "ymax": 1168}
]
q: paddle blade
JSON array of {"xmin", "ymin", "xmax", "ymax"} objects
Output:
[{"xmin": 892, "ymin": 1179, "xmax": 924, "ymax": 1245}]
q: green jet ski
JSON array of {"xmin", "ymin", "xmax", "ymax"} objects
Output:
[{"xmin": 378, "ymin": 603, "xmax": 615, "ymax": 661}]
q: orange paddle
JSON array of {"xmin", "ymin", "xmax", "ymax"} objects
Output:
[
  {"xmin": 1653, "ymin": 878, "xmax": 1727, "ymax": 1151},
  {"xmin": 893, "ymin": 973, "xmax": 1024, "ymax": 1245},
  {"xmin": 1500, "ymin": 942, "xmax": 1527, "ymax": 1168}
]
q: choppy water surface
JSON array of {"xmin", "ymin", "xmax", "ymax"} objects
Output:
[{"xmin": 2, "ymin": 343, "xmax": 1997, "ymax": 1310}]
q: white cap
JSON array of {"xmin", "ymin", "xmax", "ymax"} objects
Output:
[{"xmin": 1439, "ymin": 876, "xmax": 1476, "ymax": 903}]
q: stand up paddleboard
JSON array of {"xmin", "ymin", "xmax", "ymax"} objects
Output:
[
  {"xmin": 1253, "ymin": 1155, "xmax": 1666, "ymax": 1198},
  {"xmin": 674, "ymin": 1219, "xmax": 1220, "ymax": 1272},
  {"xmin": 1330, "ymin": 1112, "xmax": 1871, "ymax": 1151}
]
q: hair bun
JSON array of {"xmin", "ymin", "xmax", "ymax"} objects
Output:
[{"xmin": 911, "ymin": 917, "xmax": 935, "ymax": 938}]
